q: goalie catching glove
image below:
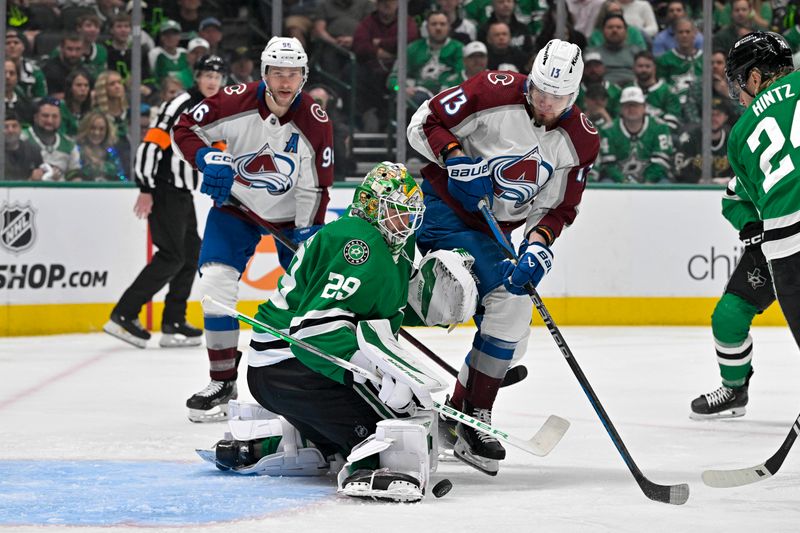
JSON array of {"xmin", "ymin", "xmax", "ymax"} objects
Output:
[
  {"xmin": 407, "ymin": 248, "xmax": 479, "ymax": 327},
  {"xmin": 349, "ymin": 320, "xmax": 447, "ymax": 415}
]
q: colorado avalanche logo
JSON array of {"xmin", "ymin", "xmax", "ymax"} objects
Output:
[
  {"xmin": 490, "ymin": 147, "xmax": 554, "ymax": 208},
  {"xmin": 233, "ymin": 143, "xmax": 296, "ymax": 195}
]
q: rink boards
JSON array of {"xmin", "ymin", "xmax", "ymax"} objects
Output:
[{"xmin": 0, "ymin": 184, "xmax": 787, "ymax": 335}]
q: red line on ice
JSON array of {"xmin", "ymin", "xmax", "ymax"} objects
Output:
[{"xmin": 0, "ymin": 352, "xmax": 109, "ymax": 410}]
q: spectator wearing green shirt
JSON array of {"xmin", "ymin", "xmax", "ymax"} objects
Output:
[
  {"xmin": 149, "ymin": 19, "xmax": 192, "ymax": 88},
  {"xmin": 59, "ymin": 69, "xmax": 93, "ymax": 138},
  {"xmin": 5, "ymin": 29, "xmax": 46, "ymax": 99},
  {"xmin": 387, "ymin": 10, "xmax": 464, "ymax": 104}
]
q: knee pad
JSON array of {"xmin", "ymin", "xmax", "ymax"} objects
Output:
[
  {"xmin": 228, "ymin": 400, "xmax": 278, "ymax": 421},
  {"xmin": 337, "ymin": 411, "xmax": 437, "ymax": 493},
  {"xmin": 217, "ymin": 415, "xmax": 330, "ymax": 476},
  {"xmin": 712, "ymin": 292, "xmax": 760, "ymax": 346},
  {"xmin": 199, "ymin": 263, "xmax": 240, "ymax": 315}
]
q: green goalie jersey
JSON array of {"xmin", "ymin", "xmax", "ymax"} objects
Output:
[
  {"xmin": 727, "ymin": 70, "xmax": 800, "ymax": 259},
  {"xmin": 250, "ymin": 215, "xmax": 415, "ymax": 384},
  {"xmin": 597, "ymin": 117, "xmax": 673, "ymax": 183}
]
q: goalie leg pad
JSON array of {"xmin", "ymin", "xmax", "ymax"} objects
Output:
[
  {"xmin": 408, "ymin": 248, "xmax": 479, "ymax": 326},
  {"xmin": 337, "ymin": 412, "xmax": 436, "ymax": 502}
]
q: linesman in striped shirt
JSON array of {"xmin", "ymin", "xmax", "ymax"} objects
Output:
[{"xmin": 104, "ymin": 55, "xmax": 227, "ymax": 349}]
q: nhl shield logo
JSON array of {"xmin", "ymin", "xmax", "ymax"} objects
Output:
[{"xmin": 1, "ymin": 203, "xmax": 36, "ymax": 254}]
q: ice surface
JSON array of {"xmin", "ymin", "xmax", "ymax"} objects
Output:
[{"xmin": 1, "ymin": 326, "xmax": 799, "ymax": 532}]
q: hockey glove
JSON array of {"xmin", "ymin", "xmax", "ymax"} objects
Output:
[
  {"xmin": 502, "ymin": 240, "xmax": 554, "ymax": 295},
  {"xmin": 739, "ymin": 221, "xmax": 764, "ymax": 251},
  {"xmin": 350, "ymin": 350, "xmax": 415, "ymax": 414},
  {"xmin": 446, "ymin": 156, "xmax": 492, "ymax": 211},
  {"xmin": 291, "ymin": 224, "xmax": 323, "ymax": 243},
  {"xmin": 197, "ymin": 147, "xmax": 235, "ymax": 204}
]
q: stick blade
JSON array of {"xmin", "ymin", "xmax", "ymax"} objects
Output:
[
  {"xmin": 640, "ymin": 479, "xmax": 690, "ymax": 505},
  {"xmin": 702, "ymin": 463, "xmax": 772, "ymax": 488},
  {"xmin": 527, "ymin": 415, "xmax": 570, "ymax": 457}
]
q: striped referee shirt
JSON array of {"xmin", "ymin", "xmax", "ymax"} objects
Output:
[{"xmin": 134, "ymin": 88, "xmax": 204, "ymax": 192}]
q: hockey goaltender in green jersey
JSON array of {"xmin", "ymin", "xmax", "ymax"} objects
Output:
[{"xmin": 197, "ymin": 161, "xmax": 483, "ymax": 503}]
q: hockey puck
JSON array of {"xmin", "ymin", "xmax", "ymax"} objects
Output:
[{"xmin": 432, "ymin": 478, "xmax": 453, "ymax": 498}]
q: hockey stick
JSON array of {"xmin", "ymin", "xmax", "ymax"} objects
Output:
[
  {"xmin": 477, "ymin": 197, "xmax": 689, "ymax": 505},
  {"xmin": 702, "ymin": 412, "xmax": 800, "ymax": 488},
  {"xmin": 225, "ymin": 195, "xmax": 527, "ymax": 388},
  {"xmin": 201, "ymin": 295, "xmax": 568, "ymax": 458}
]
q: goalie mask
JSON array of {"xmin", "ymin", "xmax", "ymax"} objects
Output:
[{"xmin": 350, "ymin": 162, "xmax": 425, "ymax": 255}]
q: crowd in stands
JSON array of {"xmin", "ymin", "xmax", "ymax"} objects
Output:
[{"xmin": 3, "ymin": 0, "xmax": 798, "ymax": 184}]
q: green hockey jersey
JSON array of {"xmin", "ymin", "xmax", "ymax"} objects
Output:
[
  {"xmin": 597, "ymin": 116, "xmax": 673, "ymax": 183},
  {"xmin": 387, "ymin": 38, "xmax": 464, "ymax": 95},
  {"xmin": 656, "ymin": 49, "xmax": 702, "ymax": 107},
  {"xmin": 639, "ymin": 80, "xmax": 681, "ymax": 130},
  {"xmin": 250, "ymin": 215, "xmax": 415, "ymax": 384},
  {"xmin": 727, "ymin": 70, "xmax": 800, "ymax": 259}
]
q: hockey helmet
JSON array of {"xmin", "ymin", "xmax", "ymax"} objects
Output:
[
  {"xmin": 260, "ymin": 36, "xmax": 308, "ymax": 89},
  {"xmin": 194, "ymin": 54, "xmax": 226, "ymax": 75},
  {"xmin": 350, "ymin": 162, "xmax": 425, "ymax": 254},
  {"xmin": 527, "ymin": 39, "xmax": 583, "ymax": 110},
  {"xmin": 726, "ymin": 31, "xmax": 793, "ymax": 99}
]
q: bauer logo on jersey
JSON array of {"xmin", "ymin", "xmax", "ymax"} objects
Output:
[
  {"xmin": 233, "ymin": 143, "xmax": 297, "ymax": 195},
  {"xmin": 0, "ymin": 202, "xmax": 36, "ymax": 254},
  {"xmin": 490, "ymin": 147, "xmax": 554, "ymax": 208},
  {"xmin": 343, "ymin": 239, "xmax": 370, "ymax": 265}
]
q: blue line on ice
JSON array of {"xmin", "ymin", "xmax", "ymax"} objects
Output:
[{"xmin": 0, "ymin": 460, "xmax": 332, "ymax": 526}]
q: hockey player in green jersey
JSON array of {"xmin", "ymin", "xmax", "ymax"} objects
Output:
[
  {"xmin": 200, "ymin": 162, "xmax": 480, "ymax": 502},
  {"xmin": 700, "ymin": 30, "xmax": 800, "ymax": 408},
  {"xmin": 690, "ymin": 181, "xmax": 774, "ymax": 418},
  {"xmin": 596, "ymin": 85, "xmax": 674, "ymax": 183}
]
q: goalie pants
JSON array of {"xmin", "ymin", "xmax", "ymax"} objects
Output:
[
  {"xmin": 112, "ymin": 187, "xmax": 200, "ymax": 324},
  {"xmin": 248, "ymin": 359, "xmax": 391, "ymax": 459}
]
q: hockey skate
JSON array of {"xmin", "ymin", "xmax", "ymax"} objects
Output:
[
  {"xmin": 340, "ymin": 468, "xmax": 423, "ymax": 503},
  {"xmin": 453, "ymin": 402, "xmax": 505, "ymax": 476},
  {"xmin": 103, "ymin": 312, "xmax": 150, "ymax": 349},
  {"xmin": 186, "ymin": 379, "xmax": 237, "ymax": 423},
  {"xmin": 159, "ymin": 321, "xmax": 203, "ymax": 348},
  {"xmin": 690, "ymin": 370, "xmax": 753, "ymax": 420}
]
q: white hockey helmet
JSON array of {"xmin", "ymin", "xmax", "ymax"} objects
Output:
[
  {"xmin": 527, "ymin": 39, "xmax": 583, "ymax": 109},
  {"xmin": 260, "ymin": 36, "xmax": 309, "ymax": 92}
]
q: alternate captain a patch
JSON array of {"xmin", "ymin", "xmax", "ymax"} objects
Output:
[{"xmin": 343, "ymin": 239, "xmax": 370, "ymax": 265}]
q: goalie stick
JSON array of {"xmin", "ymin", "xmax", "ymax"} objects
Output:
[
  {"xmin": 702, "ymin": 412, "xmax": 800, "ymax": 488},
  {"xmin": 224, "ymin": 194, "xmax": 527, "ymax": 388},
  {"xmin": 202, "ymin": 295, "xmax": 568, "ymax": 458},
  {"xmin": 477, "ymin": 197, "xmax": 689, "ymax": 506}
]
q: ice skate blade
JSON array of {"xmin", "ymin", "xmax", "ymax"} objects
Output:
[
  {"xmin": 453, "ymin": 439, "xmax": 500, "ymax": 476},
  {"xmin": 159, "ymin": 334, "xmax": 203, "ymax": 348},
  {"xmin": 689, "ymin": 407, "xmax": 746, "ymax": 421},
  {"xmin": 188, "ymin": 405, "xmax": 229, "ymax": 423},
  {"xmin": 103, "ymin": 321, "xmax": 147, "ymax": 349}
]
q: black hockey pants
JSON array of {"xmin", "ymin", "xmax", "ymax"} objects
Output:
[
  {"xmin": 771, "ymin": 250, "xmax": 800, "ymax": 349},
  {"xmin": 248, "ymin": 359, "xmax": 385, "ymax": 459}
]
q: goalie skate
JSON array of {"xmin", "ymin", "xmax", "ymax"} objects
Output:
[
  {"xmin": 103, "ymin": 313, "xmax": 150, "ymax": 349},
  {"xmin": 340, "ymin": 469, "xmax": 423, "ymax": 503},
  {"xmin": 159, "ymin": 322, "xmax": 203, "ymax": 348}
]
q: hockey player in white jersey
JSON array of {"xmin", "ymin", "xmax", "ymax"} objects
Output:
[
  {"xmin": 407, "ymin": 39, "xmax": 599, "ymax": 475},
  {"xmin": 172, "ymin": 36, "xmax": 334, "ymax": 422}
]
